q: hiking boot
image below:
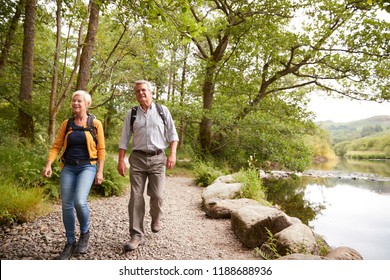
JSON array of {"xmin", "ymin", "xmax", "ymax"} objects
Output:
[
  {"xmin": 124, "ymin": 239, "xmax": 145, "ymax": 251},
  {"xmin": 59, "ymin": 242, "xmax": 76, "ymax": 260},
  {"xmin": 76, "ymin": 231, "xmax": 90, "ymax": 254},
  {"xmin": 151, "ymin": 220, "xmax": 161, "ymax": 233}
]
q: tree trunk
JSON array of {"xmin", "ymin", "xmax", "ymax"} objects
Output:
[
  {"xmin": 76, "ymin": 0, "xmax": 99, "ymax": 91},
  {"xmin": 47, "ymin": 20, "xmax": 83, "ymax": 143},
  {"xmin": 178, "ymin": 44, "xmax": 189, "ymax": 149},
  {"xmin": 18, "ymin": 0, "xmax": 35, "ymax": 143},
  {"xmin": 171, "ymin": 47, "xmax": 177, "ymax": 104},
  {"xmin": 48, "ymin": 0, "xmax": 62, "ymax": 144},
  {"xmin": 0, "ymin": 0, "xmax": 24, "ymax": 78},
  {"xmin": 199, "ymin": 63, "xmax": 216, "ymax": 153}
]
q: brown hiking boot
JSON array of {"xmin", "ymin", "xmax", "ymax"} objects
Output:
[
  {"xmin": 151, "ymin": 220, "xmax": 162, "ymax": 233},
  {"xmin": 124, "ymin": 239, "xmax": 145, "ymax": 251}
]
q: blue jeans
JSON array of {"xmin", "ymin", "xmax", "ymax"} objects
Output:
[{"xmin": 60, "ymin": 164, "xmax": 96, "ymax": 244}]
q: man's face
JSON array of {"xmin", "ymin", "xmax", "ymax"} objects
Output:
[{"xmin": 134, "ymin": 83, "xmax": 152, "ymax": 106}]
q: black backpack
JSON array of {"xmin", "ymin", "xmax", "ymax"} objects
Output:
[
  {"xmin": 130, "ymin": 103, "xmax": 167, "ymax": 133},
  {"xmin": 64, "ymin": 113, "xmax": 98, "ymax": 144}
]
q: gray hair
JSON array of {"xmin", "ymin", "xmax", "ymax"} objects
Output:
[
  {"xmin": 72, "ymin": 90, "xmax": 92, "ymax": 107},
  {"xmin": 134, "ymin": 80, "xmax": 153, "ymax": 92}
]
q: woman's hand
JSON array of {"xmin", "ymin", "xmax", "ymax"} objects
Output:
[
  {"xmin": 95, "ymin": 170, "xmax": 104, "ymax": 185},
  {"xmin": 42, "ymin": 161, "xmax": 53, "ymax": 178}
]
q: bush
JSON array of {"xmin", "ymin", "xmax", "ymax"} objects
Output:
[
  {"xmin": 90, "ymin": 156, "xmax": 128, "ymax": 197},
  {"xmin": 0, "ymin": 136, "xmax": 129, "ymax": 225},
  {"xmin": 192, "ymin": 160, "xmax": 224, "ymax": 187},
  {"xmin": 234, "ymin": 167, "xmax": 270, "ymax": 206},
  {"xmin": 0, "ymin": 178, "xmax": 50, "ymax": 225}
]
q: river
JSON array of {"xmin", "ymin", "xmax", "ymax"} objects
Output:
[{"xmin": 263, "ymin": 158, "xmax": 390, "ymax": 260}]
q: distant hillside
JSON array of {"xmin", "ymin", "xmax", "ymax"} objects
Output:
[{"xmin": 316, "ymin": 115, "xmax": 390, "ymax": 144}]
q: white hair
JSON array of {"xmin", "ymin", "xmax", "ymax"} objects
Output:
[
  {"xmin": 134, "ymin": 80, "xmax": 153, "ymax": 92},
  {"xmin": 72, "ymin": 90, "xmax": 92, "ymax": 107}
]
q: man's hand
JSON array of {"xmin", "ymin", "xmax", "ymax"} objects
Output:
[
  {"xmin": 118, "ymin": 160, "xmax": 127, "ymax": 176},
  {"xmin": 166, "ymin": 153, "xmax": 176, "ymax": 170}
]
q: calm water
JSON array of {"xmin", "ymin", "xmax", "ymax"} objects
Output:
[{"xmin": 264, "ymin": 158, "xmax": 390, "ymax": 260}]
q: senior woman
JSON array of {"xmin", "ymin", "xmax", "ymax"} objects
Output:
[{"xmin": 42, "ymin": 90, "xmax": 105, "ymax": 260}]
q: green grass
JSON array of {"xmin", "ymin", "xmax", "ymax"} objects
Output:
[
  {"xmin": 0, "ymin": 178, "xmax": 51, "ymax": 225},
  {"xmin": 166, "ymin": 159, "xmax": 195, "ymax": 177}
]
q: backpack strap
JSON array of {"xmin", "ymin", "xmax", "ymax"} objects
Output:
[
  {"xmin": 130, "ymin": 106, "xmax": 138, "ymax": 133},
  {"xmin": 64, "ymin": 113, "xmax": 98, "ymax": 144},
  {"xmin": 155, "ymin": 103, "xmax": 167, "ymax": 127},
  {"xmin": 86, "ymin": 113, "xmax": 98, "ymax": 145},
  {"xmin": 130, "ymin": 103, "xmax": 167, "ymax": 133},
  {"xmin": 65, "ymin": 116, "xmax": 74, "ymax": 136}
]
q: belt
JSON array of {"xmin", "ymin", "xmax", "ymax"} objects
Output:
[
  {"xmin": 62, "ymin": 159, "xmax": 94, "ymax": 166},
  {"xmin": 133, "ymin": 149, "xmax": 164, "ymax": 156}
]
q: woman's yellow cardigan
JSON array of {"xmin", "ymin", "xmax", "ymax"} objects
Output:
[{"xmin": 47, "ymin": 118, "xmax": 106, "ymax": 168}]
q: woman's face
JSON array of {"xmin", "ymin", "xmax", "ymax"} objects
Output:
[{"xmin": 72, "ymin": 94, "xmax": 88, "ymax": 114}]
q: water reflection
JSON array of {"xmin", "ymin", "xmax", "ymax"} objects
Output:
[
  {"xmin": 313, "ymin": 157, "xmax": 390, "ymax": 178},
  {"xmin": 305, "ymin": 179, "xmax": 390, "ymax": 260},
  {"xmin": 263, "ymin": 158, "xmax": 390, "ymax": 260},
  {"xmin": 263, "ymin": 177, "xmax": 326, "ymax": 225}
]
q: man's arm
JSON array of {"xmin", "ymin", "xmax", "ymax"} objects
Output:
[{"xmin": 117, "ymin": 148, "xmax": 127, "ymax": 176}]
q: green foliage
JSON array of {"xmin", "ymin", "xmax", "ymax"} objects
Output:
[
  {"xmin": 234, "ymin": 157, "xmax": 270, "ymax": 205},
  {"xmin": 191, "ymin": 160, "xmax": 224, "ymax": 187},
  {"xmin": 333, "ymin": 133, "xmax": 390, "ymax": 158},
  {"xmin": 317, "ymin": 116, "xmax": 390, "ymax": 145},
  {"xmin": 1, "ymin": 1, "xmax": 389, "ymax": 191},
  {"xmin": 166, "ymin": 159, "xmax": 195, "ymax": 177},
  {"xmin": 0, "ymin": 136, "xmax": 56, "ymax": 195},
  {"xmin": 305, "ymin": 127, "xmax": 337, "ymax": 162},
  {"xmin": 90, "ymin": 157, "xmax": 127, "ymax": 197},
  {"xmin": 0, "ymin": 178, "xmax": 50, "ymax": 225},
  {"xmin": 361, "ymin": 125, "xmax": 383, "ymax": 137},
  {"xmin": 367, "ymin": 0, "xmax": 390, "ymax": 13},
  {"xmin": 0, "ymin": 136, "xmax": 129, "ymax": 224},
  {"xmin": 254, "ymin": 228, "xmax": 284, "ymax": 260},
  {"xmin": 316, "ymin": 237, "xmax": 330, "ymax": 257}
]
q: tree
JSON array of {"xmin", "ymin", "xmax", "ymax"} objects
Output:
[
  {"xmin": 154, "ymin": 0, "xmax": 389, "ymax": 161},
  {"xmin": 368, "ymin": 0, "xmax": 390, "ymax": 12},
  {"xmin": 18, "ymin": 0, "xmax": 35, "ymax": 142},
  {"xmin": 76, "ymin": 0, "xmax": 100, "ymax": 91},
  {"xmin": 47, "ymin": 0, "xmax": 85, "ymax": 143},
  {"xmin": 0, "ymin": 0, "xmax": 24, "ymax": 79}
]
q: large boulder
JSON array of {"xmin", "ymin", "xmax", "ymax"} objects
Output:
[
  {"xmin": 212, "ymin": 174, "xmax": 239, "ymax": 184},
  {"xmin": 273, "ymin": 223, "xmax": 318, "ymax": 255},
  {"xmin": 203, "ymin": 198, "xmax": 259, "ymax": 218},
  {"xmin": 201, "ymin": 182, "xmax": 242, "ymax": 202},
  {"xmin": 201, "ymin": 175, "xmax": 364, "ymax": 260},
  {"xmin": 325, "ymin": 246, "xmax": 364, "ymax": 260},
  {"xmin": 231, "ymin": 204, "xmax": 293, "ymax": 248}
]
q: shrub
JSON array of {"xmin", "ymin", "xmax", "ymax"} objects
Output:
[
  {"xmin": 0, "ymin": 179, "xmax": 50, "ymax": 225},
  {"xmin": 90, "ymin": 157, "xmax": 128, "ymax": 197},
  {"xmin": 234, "ymin": 167, "xmax": 270, "ymax": 206},
  {"xmin": 192, "ymin": 160, "xmax": 224, "ymax": 187}
]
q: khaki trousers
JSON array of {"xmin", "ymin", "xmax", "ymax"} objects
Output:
[{"xmin": 128, "ymin": 151, "xmax": 166, "ymax": 240}]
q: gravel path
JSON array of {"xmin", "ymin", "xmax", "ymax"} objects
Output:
[{"xmin": 0, "ymin": 176, "xmax": 256, "ymax": 260}]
